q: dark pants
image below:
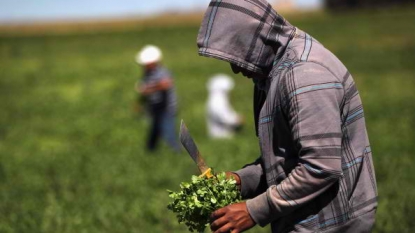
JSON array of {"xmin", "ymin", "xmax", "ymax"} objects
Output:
[{"xmin": 147, "ymin": 109, "xmax": 180, "ymax": 152}]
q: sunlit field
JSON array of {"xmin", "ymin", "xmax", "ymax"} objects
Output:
[{"xmin": 1, "ymin": 7, "xmax": 415, "ymax": 233}]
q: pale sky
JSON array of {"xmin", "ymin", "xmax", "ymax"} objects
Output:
[{"xmin": 0, "ymin": 0, "xmax": 322, "ymax": 23}]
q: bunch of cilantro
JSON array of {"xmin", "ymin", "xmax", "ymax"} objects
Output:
[{"xmin": 167, "ymin": 172, "xmax": 242, "ymax": 232}]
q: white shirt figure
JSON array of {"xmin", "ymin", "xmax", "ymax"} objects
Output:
[{"xmin": 207, "ymin": 74, "xmax": 242, "ymax": 139}]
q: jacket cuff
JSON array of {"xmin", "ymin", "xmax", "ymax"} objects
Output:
[
  {"xmin": 234, "ymin": 166, "xmax": 262, "ymax": 199},
  {"xmin": 246, "ymin": 192, "xmax": 272, "ymax": 227}
]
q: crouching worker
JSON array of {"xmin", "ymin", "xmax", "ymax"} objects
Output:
[
  {"xmin": 196, "ymin": 0, "xmax": 377, "ymax": 232},
  {"xmin": 207, "ymin": 74, "xmax": 244, "ymax": 139}
]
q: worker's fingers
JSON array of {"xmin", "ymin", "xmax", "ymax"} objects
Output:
[
  {"xmin": 225, "ymin": 172, "xmax": 241, "ymax": 186},
  {"xmin": 213, "ymin": 223, "xmax": 234, "ymax": 233},
  {"xmin": 210, "ymin": 216, "xmax": 228, "ymax": 231},
  {"xmin": 210, "ymin": 207, "xmax": 226, "ymax": 221}
]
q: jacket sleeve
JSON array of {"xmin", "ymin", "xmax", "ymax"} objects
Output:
[
  {"xmin": 246, "ymin": 63, "xmax": 345, "ymax": 227},
  {"xmin": 234, "ymin": 157, "xmax": 268, "ymax": 199}
]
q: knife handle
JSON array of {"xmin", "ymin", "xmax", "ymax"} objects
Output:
[{"xmin": 199, "ymin": 168, "xmax": 213, "ymax": 178}]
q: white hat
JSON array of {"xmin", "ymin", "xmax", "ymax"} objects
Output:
[
  {"xmin": 136, "ymin": 45, "xmax": 162, "ymax": 65},
  {"xmin": 208, "ymin": 74, "xmax": 235, "ymax": 92}
]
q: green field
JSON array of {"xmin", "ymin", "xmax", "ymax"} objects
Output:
[{"xmin": 1, "ymin": 7, "xmax": 415, "ymax": 233}]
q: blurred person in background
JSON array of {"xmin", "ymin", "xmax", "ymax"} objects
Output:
[
  {"xmin": 197, "ymin": 0, "xmax": 377, "ymax": 232},
  {"xmin": 207, "ymin": 74, "xmax": 244, "ymax": 139},
  {"xmin": 135, "ymin": 45, "xmax": 180, "ymax": 153}
]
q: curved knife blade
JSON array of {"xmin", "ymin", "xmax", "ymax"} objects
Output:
[{"xmin": 179, "ymin": 120, "xmax": 212, "ymax": 177}]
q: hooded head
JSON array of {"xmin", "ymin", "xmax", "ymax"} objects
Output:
[{"xmin": 197, "ymin": 0, "xmax": 296, "ymax": 77}]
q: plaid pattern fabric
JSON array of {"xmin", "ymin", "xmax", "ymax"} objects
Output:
[
  {"xmin": 141, "ymin": 65, "xmax": 177, "ymax": 113},
  {"xmin": 197, "ymin": 0, "xmax": 377, "ymax": 232},
  {"xmin": 197, "ymin": 0, "xmax": 296, "ymax": 75}
]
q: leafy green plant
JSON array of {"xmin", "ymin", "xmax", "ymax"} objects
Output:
[{"xmin": 167, "ymin": 172, "xmax": 242, "ymax": 232}]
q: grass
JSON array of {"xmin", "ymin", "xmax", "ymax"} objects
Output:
[{"xmin": 1, "ymin": 7, "xmax": 415, "ymax": 233}]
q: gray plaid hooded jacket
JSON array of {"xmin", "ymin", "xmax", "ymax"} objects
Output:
[{"xmin": 197, "ymin": 0, "xmax": 378, "ymax": 232}]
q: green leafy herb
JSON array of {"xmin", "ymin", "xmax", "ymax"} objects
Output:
[{"xmin": 167, "ymin": 172, "xmax": 241, "ymax": 232}]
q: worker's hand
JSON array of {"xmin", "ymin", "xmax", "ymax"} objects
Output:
[
  {"xmin": 139, "ymin": 85, "xmax": 150, "ymax": 95},
  {"xmin": 138, "ymin": 79, "xmax": 172, "ymax": 95},
  {"xmin": 210, "ymin": 202, "xmax": 256, "ymax": 233},
  {"xmin": 225, "ymin": 172, "xmax": 241, "ymax": 190}
]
